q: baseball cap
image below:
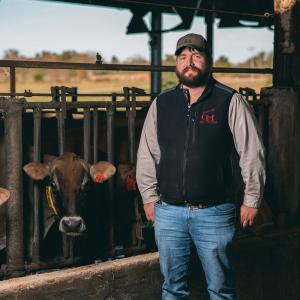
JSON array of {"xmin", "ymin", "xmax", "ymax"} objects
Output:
[{"xmin": 175, "ymin": 33, "xmax": 210, "ymax": 56}]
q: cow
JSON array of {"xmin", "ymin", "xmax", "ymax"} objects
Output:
[
  {"xmin": 115, "ymin": 163, "xmax": 156, "ymax": 251},
  {"xmin": 23, "ymin": 152, "xmax": 116, "ymax": 260}
]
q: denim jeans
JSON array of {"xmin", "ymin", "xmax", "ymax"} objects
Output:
[{"xmin": 154, "ymin": 201, "xmax": 237, "ymax": 300}]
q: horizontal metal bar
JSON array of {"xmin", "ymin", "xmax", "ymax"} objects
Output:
[
  {"xmin": 0, "ymin": 60, "xmax": 273, "ymax": 74},
  {"xmin": 0, "ymin": 92, "xmax": 155, "ymax": 98},
  {"xmin": 0, "ymin": 60, "xmax": 173, "ymax": 72},
  {"xmin": 0, "ymin": 99, "xmax": 152, "ymax": 109}
]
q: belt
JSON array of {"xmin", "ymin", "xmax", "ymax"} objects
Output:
[
  {"xmin": 185, "ymin": 202, "xmax": 210, "ymax": 209},
  {"xmin": 161, "ymin": 198, "xmax": 231, "ymax": 209}
]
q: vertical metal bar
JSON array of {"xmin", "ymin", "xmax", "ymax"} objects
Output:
[
  {"xmin": 106, "ymin": 95, "xmax": 116, "ymax": 255},
  {"xmin": 56, "ymin": 90, "xmax": 68, "ymax": 258},
  {"xmin": 150, "ymin": 11, "xmax": 162, "ymax": 96},
  {"xmin": 71, "ymin": 87, "xmax": 77, "ymax": 102},
  {"xmin": 57, "ymin": 87, "xmax": 66, "ymax": 156},
  {"xmin": 5, "ymin": 99, "xmax": 25, "ymax": 277},
  {"xmin": 10, "ymin": 67, "xmax": 16, "ymax": 96},
  {"xmin": 93, "ymin": 108, "xmax": 98, "ymax": 164},
  {"xmin": 84, "ymin": 108, "xmax": 91, "ymax": 163},
  {"xmin": 32, "ymin": 108, "xmax": 42, "ymax": 264},
  {"xmin": 57, "ymin": 110, "xmax": 65, "ymax": 156},
  {"xmin": 128, "ymin": 90, "xmax": 137, "ymax": 164},
  {"xmin": 205, "ymin": 12, "xmax": 214, "ymax": 59}
]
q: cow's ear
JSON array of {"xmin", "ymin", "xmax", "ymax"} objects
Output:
[
  {"xmin": 23, "ymin": 162, "xmax": 50, "ymax": 180},
  {"xmin": 0, "ymin": 188, "xmax": 10, "ymax": 206},
  {"xmin": 90, "ymin": 162, "xmax": 116, "ymax": 183}
]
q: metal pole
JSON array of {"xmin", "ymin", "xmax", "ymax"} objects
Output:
[
  {"xmin": 150, "ymin": 10, "xmax": 162, "ymax": 96},
  {"xmin": 32, "ymin": 108, "xmax": 42, "ymax": 264},
  {"xmin": 205, "ymin": 12, "xmax": 214, "ymax": 59},
  {"xmin": 10, "ymin": 67, "xmax": 16, "ymax": 96},
  {"xmin": 57, "ymin": 110, "xmax": 65, "ymax": 156},
  {"xmin": 128, "ymin": 90, "xmax": 137, "ymax": 164},
  {"xmin": 5, "ymin": 98, "xmax": 25, "ymax": 277},
  {"xmin": 273, "ymin": 0, "xmax": 295, "ymax": 86},
  {"xmin": 93, "ymin": 109, "xmax": 99, "ymax": 164},
  {"xmin": 106, "ymin": 95, "xmax": 116, "ymax": 256},
  {"xmin": 83, "ymin": 108, "xmax": 91, "ymax": 163}
]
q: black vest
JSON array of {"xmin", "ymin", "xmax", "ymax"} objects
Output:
[{"xmin": 156, "ymin": 78, "xmax": 236, "ymax": 205}]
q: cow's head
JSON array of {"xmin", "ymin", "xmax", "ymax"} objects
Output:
[
  {"xmin": 117, "ymin": 163, "xmax": 137, "ymax": 192},
  {"xmin": 24, "ymin": 152, "xmax": 116, "ymax": 236}
]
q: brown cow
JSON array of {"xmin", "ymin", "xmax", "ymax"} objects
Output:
[
  {"xmin": 24, "ymin": 152, "xmax": 116, "ymax": 259},
  {"xmin": 115, "ymin": 163, "xmax": 156, "ymax": 250}
]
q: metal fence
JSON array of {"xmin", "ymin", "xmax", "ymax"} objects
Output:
[
  {"xmin": 0, "ymin": 87, "xmax": 152, "ymax": 278},
  {"xmin": 0, "ymin": 60, "xmax": 271, "ymax": 278}
]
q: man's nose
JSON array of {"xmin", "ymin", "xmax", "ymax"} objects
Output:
[{"xmin": 186, "ymin": 56, "xmax": 194, "ymax": 66}]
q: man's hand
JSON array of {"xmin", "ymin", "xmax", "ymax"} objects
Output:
[
  {"xmin": 144, "ymin": 202, "xmax": 155, "ymax": 223},
  {"xmin": 240, "ymin": 204, "xmax": 258, "ymax": 228}
]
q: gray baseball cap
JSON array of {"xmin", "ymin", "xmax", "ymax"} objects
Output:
[{"xmin": 175, "ymin": 33, "xmax": 209, "ymax": 56}]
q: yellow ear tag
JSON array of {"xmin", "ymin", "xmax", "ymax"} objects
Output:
[{"xmin": 46, "ymin": 185, "xmax": 58, "ymax": 216}]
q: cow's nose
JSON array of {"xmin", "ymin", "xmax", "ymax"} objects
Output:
[{"xmin": 59, "ymin": 216, "xmax": 86, "ymax": 233}]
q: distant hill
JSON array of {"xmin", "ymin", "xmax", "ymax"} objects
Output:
[{"xmin": 0, "ymin": 49, "xmax": 273, "ymax": 88}]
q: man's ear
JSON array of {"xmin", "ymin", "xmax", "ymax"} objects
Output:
[
  {"xmin": 23, "ymin": 162, "xmax": 51, "ymax": 180},
  {"xmin": 90, "ymin": 161, "xmax": 116, "ymax": 183}
]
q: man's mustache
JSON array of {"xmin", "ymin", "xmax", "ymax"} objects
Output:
[{"xmin": 183, "ymin": 66, "xmax": 201, "ymax": 73}]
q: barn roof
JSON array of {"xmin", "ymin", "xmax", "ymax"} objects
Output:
[{"xmin": 40, "ymin": 0, "xmax": 274, "ymax": 32}]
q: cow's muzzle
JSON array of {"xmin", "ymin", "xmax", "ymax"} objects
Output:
[{"xmin": 59, "ymin": 216, "xmax": 86, "ymax": 235}]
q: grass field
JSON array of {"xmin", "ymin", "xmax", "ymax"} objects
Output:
[{"xmin": 0, "ymin": 71, "xmax": 272, "ymax": 102}]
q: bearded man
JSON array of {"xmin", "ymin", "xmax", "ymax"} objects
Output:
[{"xmin": 136, "ymin": 33, "xmax": 265, "ymax": 300}]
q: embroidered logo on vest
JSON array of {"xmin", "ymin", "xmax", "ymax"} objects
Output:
[{"xmin": 200, "ymin": 108, "xmax": 218, "ymax": 124}]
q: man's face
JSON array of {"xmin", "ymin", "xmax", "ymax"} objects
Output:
[{"xmin": 175, "ymin": 47, "xmax": 211, "ymax": 87}]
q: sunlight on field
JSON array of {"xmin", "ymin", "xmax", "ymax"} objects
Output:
[{"xmin": 0, "ymin": 71, "xmax": 272, "ymax": 103}]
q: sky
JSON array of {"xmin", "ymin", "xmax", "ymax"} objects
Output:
[{"xmin": 0, "ymin": 0, "xmax": 274, "ymax": 64}]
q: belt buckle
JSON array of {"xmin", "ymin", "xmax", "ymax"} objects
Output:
[{"xmin": 186, "ymin": 202, "xmax": 208, "ymax": 209}]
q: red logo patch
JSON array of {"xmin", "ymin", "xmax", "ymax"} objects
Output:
[{"xmin": 200, "ymin": 108, "xmax": 218, "ymax": 124}]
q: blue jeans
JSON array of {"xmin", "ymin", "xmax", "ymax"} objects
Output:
[{"xmin": 154, "ymin": 201, "xmax": 237, "ymax": 300}]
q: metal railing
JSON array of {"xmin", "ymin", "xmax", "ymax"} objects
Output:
[
  {"xmin": 0, "ymin": 59, "xmax": 270, "ymax": 279},
  {"xmin": 0, "ymin": 59, "xmax": 273, "ymax": 96},
  {"xmin": 0, "ymin": 86, "xmax": 151, "ymax": 278}
]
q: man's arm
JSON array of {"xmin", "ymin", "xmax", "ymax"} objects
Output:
[
  {"xmin": 228, "ymin": 93, "xmax": 266, "ymax": 227},
  {"xmin": 136, "ymin": 99, "xmax": 160, "ymax": 222}
]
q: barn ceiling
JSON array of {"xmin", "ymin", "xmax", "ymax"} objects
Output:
[{"xmin": 40, "ymin": 0, "xmax": 274, "ymax": 33}]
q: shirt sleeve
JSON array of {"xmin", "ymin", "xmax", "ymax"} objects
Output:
[
  {"xmin": 136, "ymin": 99, "xmax": 161, "ymax": 204},
  {"xmin": 228, "ymin": 93, "xmax": 266, "ymax": 208}
]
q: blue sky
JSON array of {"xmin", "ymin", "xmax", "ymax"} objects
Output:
[{"xmin": 0, "ymin": 0, "xmax": 274, "ymax": 63}]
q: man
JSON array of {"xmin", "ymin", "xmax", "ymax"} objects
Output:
[{"xmin": 136, "ymin": 33, "xmax": 265, "ymax": 300}]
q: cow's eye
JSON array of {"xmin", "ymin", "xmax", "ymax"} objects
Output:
[
  {"xmin": 51, "ymin": 181, "xmax": 58, "ymax": 191},
  {"xmin": 80, "ymin": 176, "xmax": 89, "ymax": 191}
]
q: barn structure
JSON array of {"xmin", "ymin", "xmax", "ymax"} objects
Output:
[{"xmin": 0, "ymin": 0, "xmax": 299, "ymax": 299}]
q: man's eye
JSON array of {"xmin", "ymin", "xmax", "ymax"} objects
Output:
[{"xmin": 193, "ymin": 55, "xmax": 201, "ymax": 61}]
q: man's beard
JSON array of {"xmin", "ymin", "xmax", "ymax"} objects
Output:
[{"xmin": 176, "ymin": 65, "xmax": 211, "ymax": 87}]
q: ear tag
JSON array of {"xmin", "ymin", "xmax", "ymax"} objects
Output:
[
  {"xmin": 126, "ymin": 175, "xmax": 137, "ymax": 191},
  {"xmin": 95, "ymin": 172, "xmax": 105, "ymax": 183}
]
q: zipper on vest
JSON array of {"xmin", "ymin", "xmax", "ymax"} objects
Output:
[{"xmin": 182, "ymin": 90, "xmax": 192, "ymax": 200}]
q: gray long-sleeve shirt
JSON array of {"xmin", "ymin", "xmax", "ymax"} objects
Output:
[{"xmin": 136, "ymin": 93, "xmax": 266, "ymax": 208}]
